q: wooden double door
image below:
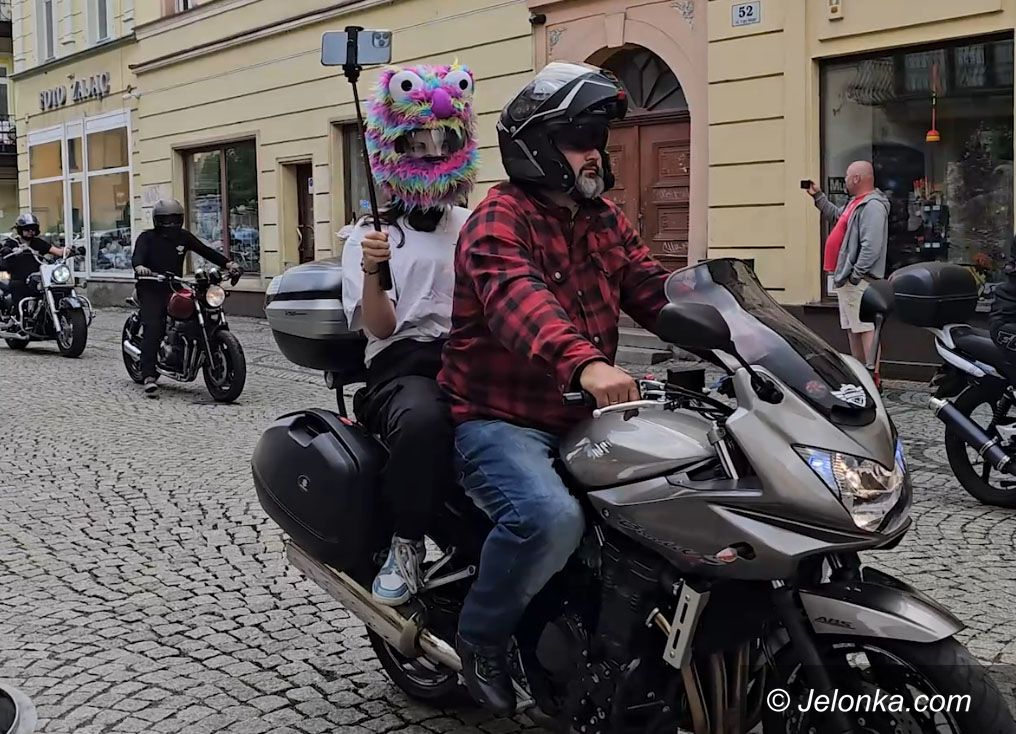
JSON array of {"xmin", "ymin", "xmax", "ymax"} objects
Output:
[{"xmin": 604, "ymin": 116, "xmax": 691, "ymax": 270}]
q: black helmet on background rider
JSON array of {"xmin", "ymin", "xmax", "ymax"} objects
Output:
[
  {"xmin": 497, "ymin": 62, "xmax": 627, "ymax": 195},
  {"xmin": 14, "ymin": 213, "xmax": 41, "ymax": 239},
  {"xmin": 152, "ymin": 199, "xmax": 185, "ymax": 229}
]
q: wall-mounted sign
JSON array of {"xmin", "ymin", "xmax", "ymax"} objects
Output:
[
  {"xmin": 731, "ymin": 1, "xmax": 761, "ymax": 27},
  {"xmin": 40, "ymin": 72, "xmax": 112, "ymax": 111}
]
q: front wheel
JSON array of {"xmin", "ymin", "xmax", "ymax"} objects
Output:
[
  {"xmin": 202, "ymin": 330, "xmax": 246, "ymax": 403},
  {"xmin": 122, "ymin": 316, "xmax": 144, "ymax": 384},
  {"xmin": 762, "ymin": 636, "xmax": 1016, "ymax": 734},
  {"xmin": 943, "ymin": 383, "xmax": 1016, "ymax": 507},
  {"xmin": 56, "ymin": 308, "xmax": 88, "ymax": 358}
]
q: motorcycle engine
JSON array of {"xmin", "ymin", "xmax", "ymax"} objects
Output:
[{"xmin": 531, "ymin": 534, "xmax": 675, "ymax": 733}]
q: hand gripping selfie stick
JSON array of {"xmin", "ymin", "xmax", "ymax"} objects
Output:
[{"xmin": 341, "ymin": 26, "xmax": 393, "ymax": 291}]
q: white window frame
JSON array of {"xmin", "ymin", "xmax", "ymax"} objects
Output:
[
  {"xmin": 27, "ymin": 111, "xmax": 136, "ymax": 279},
  {"xmin": 176, "ymin": 0, "xmax": 191, "ymax": 12},
  {"xmin": 37, "ymin": 0, "xmax": 56, "ymax": 63},
  {"xmin": 90, "ymin": 0, "xmax": 113, "ymax": 44}
]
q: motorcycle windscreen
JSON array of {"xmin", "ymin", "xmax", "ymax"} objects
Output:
[{"xmin": 664, "ymin": 258, "xmax": 876, "ymax": 424}]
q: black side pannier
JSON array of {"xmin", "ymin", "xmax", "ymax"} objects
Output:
[{"xmin": 252, "ymin": 408, "xmax": 388, "ymax": 570}]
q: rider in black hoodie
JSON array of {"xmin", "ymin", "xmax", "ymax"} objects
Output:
[{"xmin": 132, "ymin": 199, "xmax": 241, "ymax": 394}]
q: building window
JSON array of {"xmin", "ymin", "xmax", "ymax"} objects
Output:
[
  {"xmin": 37, "ymin": 0, "xmax": 56, "ymax": 62},
  {"xmin": 822, "ymin": 35, "xmax": 1014, "ymax": 309},
  {"xmin": 27, "ymin": 114, "xmax": 134, "ymax": 276},
  {"xmin": 184, "ymin": 141, "xmax": 260, "ymax": 274},
  {"xmin": 341, "ymin": 123, "xmax": 381, "ymax": 223},
  {"xmin": 163, "ymin": 0, "xmax": 191, "ymax": 16},
  {"xmin": 178, "ymin": 0, "xmax": 192, "ymax": 10},
  {"xmin": 92, "ymin": 0, "xmax": 111, "ymax": 42}
]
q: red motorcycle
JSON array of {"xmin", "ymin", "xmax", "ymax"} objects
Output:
[{"xmin": 121, "ymin": 267, "xmax": 246, "ymax": 402}]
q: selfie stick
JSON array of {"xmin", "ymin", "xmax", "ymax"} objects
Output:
[{"xmin": 342, "ymin": 25, "xmax": 392, "ymax": 291}]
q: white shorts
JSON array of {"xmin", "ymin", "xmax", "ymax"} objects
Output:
[{"xmin": 835, "ymin": 281, "xmax": 874, "ymax": 334}]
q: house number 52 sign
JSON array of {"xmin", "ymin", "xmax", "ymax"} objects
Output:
[{"xmin": 732, "ymin": 1, "xmax": 761, "ymax": 26}]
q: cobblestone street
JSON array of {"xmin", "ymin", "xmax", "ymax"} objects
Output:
[{"xmin": 2, "ymin": 309, "xmax": 1015, "ymax": 733}]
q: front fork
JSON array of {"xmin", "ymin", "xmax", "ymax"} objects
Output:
[{"xmin": 45, "ymin": 289, "xmax": 62, "ymax": 334}]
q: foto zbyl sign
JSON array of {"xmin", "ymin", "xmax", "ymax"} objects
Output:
[{"xmin": 40, "ymin": 72, "xmax": 112, "ymax": 111}]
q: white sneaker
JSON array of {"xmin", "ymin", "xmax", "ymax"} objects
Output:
[{"xmin": 372, "ymin": 536, "xmax": 425, "ymax": 607}]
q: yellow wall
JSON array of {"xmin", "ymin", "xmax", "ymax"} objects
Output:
[
  {"xmin": 13, "ymin": 0, "xmax": 135, "ymax": 72},
  {"xmin": 707, "ymin": 0, "xmax": 1016, "ymax": 304},
  {"xmin": 131, "ymin": 0, "xmax": 533, "ymax": 282},
  {"xmin": 12, "ymin": 42, "xmax": 139, "ymax": 211}
]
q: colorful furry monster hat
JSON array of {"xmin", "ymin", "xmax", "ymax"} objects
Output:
[{"xmin": 365, "ymin": 63, "xmax": 479, "ymax": 210}]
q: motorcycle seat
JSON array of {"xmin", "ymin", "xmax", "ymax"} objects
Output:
[{"xmin": 950, "ymin": 326, "xmax": 1008, "ymax": 372}]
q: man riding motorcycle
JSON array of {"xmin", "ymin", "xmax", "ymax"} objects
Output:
[
  {"xmin": 0, "ymin": 213, "xmax": 71, "ymax": 331},
  {"xmin": 437, "ymin": 62, "xmax": 673, "ymax": 713},
  {"xmin": 132, "ymin": 199, "xmax": 241, "ymax": 395}
]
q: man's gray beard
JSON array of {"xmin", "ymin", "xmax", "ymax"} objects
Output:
[{"xmin": 575, "ymin": 173, "xmax": 605, "ymax": 199}]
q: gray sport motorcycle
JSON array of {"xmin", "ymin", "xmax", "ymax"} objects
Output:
[{"xmin": 253, "ymin": 258, "xmax": 1014, "ymax": 734}]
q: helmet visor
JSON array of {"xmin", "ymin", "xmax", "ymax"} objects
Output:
[
  {"xmin": 554, "ymin": 120, "xmax": 609, "ymax": 153},
  {"xmin": 394, "ymin": 128, "xmax": 467, "ymax": 159}
]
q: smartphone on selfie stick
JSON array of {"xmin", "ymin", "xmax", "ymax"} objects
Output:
[{"xmin": 322, "ymin": 27, "xmax": 394, "ymax": 291}]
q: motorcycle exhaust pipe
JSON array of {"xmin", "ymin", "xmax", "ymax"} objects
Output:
[
  {"xmin": 122, "ymin": 340, "xmax": 141, "ymax": 360},
  {"xmin": 285, "ymin": 542, "xmax": 461, "ymax": 672},
  {"xmin": 929, "ymin": 397, "xmax": 1013, "ymax": 473}
]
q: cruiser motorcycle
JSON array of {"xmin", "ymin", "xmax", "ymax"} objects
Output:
[
  {"xmin": 254, "ymin": 259, "xmax": 1013, "ymax": 734},
  {"xmin": 0, "ymin": 244, "xmax": 92, "ymax": 357},
  {"xmin": 122, "ymin": 268, "xmax": 247, "ymax": 402}
]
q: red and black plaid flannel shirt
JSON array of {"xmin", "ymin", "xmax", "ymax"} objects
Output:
[{"xmin": 438, "ymin": 182, "xmax": 671, "ymax": 435}]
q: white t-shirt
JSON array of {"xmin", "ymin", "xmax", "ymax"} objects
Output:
[{"xmin": 341, "ymin": 206, "xmax": 470, "ymax": 367}]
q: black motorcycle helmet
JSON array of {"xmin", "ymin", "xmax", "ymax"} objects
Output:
[
  {"xmin": 14, "ymin": 213, "xmax": 41, "ymax": 238},
  {"xmin": 497, "ymin": 62, "xmax": 628, "ymax": 195},
  {"xmin": 153, "ymin": 199, "xmax": 185, "ymax": 229}
]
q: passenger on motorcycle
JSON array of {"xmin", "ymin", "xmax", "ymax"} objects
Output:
[
  {"xmin": 132, "ymin": 199, "xmax": 241, "ymax": 395},
  {"xmin": 0, "ymin": 213, "xmax": 70, "ymax": 331},
  {"xmin": 341, "ymin": 63, "xmax": 479, "ymax": 608},
  {"xmin": 437, "ymin": 62, "xmax": 673, "ymax": 713}
]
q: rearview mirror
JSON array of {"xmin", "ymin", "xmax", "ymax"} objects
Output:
[{"xmin": 656, "ymin": 302, "xmax": 733, "ymax": 352}]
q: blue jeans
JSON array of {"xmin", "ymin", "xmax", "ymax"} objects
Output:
[{"xmin": 455, "ymin": 420, "xmax": 585, "ymax": 646}]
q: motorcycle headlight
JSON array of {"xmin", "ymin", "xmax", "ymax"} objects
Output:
[
  {"xmin": 205, "ymin": 285, "xmax": 226, "ymax": 308},
  {"xmin": 796, "ymin": 440, "xmax": 911, "ymax": 533},
  {"xmin": 52, "ymin": 265, "xmax": 72, "ymax": 284}
]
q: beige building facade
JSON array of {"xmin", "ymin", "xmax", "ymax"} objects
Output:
[
  {"xmin": 707, "ymin": 0, "xmax": 1016, "ymax": 317},
  {"xmin": 12, "ymin": 0, "xmax": 534, "ymax": 309}
]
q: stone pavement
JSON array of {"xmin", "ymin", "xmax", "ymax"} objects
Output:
[{"xmin": 1, "ymin": 309, "xmax": 1015, "ymax": 733}]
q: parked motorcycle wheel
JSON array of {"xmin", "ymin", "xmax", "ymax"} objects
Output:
[
  {"xmin": 943, "ymin": 384, "xmax": 1016, "ymax": 508},
  {"xmin": 762, "ymin": 636, "xmax": 1015, "ymax": 734},
  {"xmin": 56, "ymin": 308, "xmax": 88, "ymax": 358},
  {"xmin": 202, "ymin": 330, "xmax": 246, "ymax": 403},
  {"xmin": 122, "ymin": 317, "xmax": 145, "ymax": 384},
  {"xmin": 367, "ymin": 631, "xmax": 466, "ymax": 707},
  {"xmin": 4, "ymin": 337, "xmax": 28, "ymax": 350}
]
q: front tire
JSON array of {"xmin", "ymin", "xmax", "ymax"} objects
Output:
[
  {"xmin": 56, "ymin": 308, "xmax": 88, "ymax": 358},
  {"xmin": 202, "ymin": 330, "xmax": 246, "ymax": 403},
  {"xmin": 943, "ymin": 383, "xmax": 1016, "ymax": 507},
  {"xmin": 762, "ymin": 636, "xmax": 1016, "ymax": 734},
  {"xmin": 122, "ymin": 316, "xmax": 144, "ymax": 383}
]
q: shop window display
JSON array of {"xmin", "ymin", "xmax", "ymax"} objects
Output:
[{"xmin": 822, "ymin": 36, "xmax": 1014, "ymax": 310}]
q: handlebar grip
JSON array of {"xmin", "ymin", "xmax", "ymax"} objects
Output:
[{"xmin": 562, "ymin": 391, "xmax": 597, "ymax": 407}]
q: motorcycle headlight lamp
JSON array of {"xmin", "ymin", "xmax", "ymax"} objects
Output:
[
  {"xmin": 52, "ymin": 265, "xmax": 72, "ymax": 284},
  {"xmin": 796, "ymin": 439, "xmax": 911, "ymax": 533},
  {"xmin": 205, "ymin": 285, "xmax": 226, "ymax": 308}
]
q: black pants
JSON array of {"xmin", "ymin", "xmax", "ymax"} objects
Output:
[
  {"xmin": 359, "ymin": 340, "xmax": 454, "ymax": 542},
  {"xmin": 138, "ymin": 286, "xmax": 170, "ymax": 379}
]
